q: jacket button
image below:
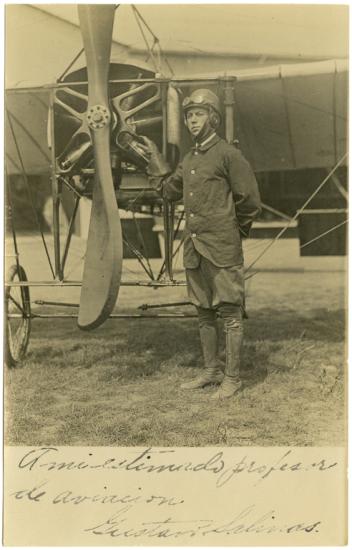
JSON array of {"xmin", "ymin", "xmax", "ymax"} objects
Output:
[
  {"xmin": 190, "ymin": 192, "xmax": 193, "ymax": 196},
  {"xmin": 191, "ymin": 233, "xmax": 197, "ymax": 238},
  {"xmin": 190, "ymin": 213, "xmax": 194, "ymax": 218},
  {"xmin": 190, "ymin": 169, "xmax": 195, "ymax": 174}
]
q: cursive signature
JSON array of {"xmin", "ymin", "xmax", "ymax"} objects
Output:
[{"xmin": 85, "ymin": 504, "xmax": 321, "ymax": 539}]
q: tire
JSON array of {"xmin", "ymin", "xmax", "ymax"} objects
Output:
[{"xmin": 5, "ymin": 264, "xmax": 31, "ymax": 367}]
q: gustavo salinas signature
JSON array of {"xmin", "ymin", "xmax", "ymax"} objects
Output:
[{"xmin": 85, "ymin": 504, "xmax": 321, "ymax": 539}]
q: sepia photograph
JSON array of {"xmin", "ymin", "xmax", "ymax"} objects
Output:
[{"xmin": 4, "ymin": 2, "xmax": 348, "ymax": 545}]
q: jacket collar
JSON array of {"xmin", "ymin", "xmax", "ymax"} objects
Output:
[{"xmin": 193, "ymin": 132, "xmax": 220, "ymax": 152}]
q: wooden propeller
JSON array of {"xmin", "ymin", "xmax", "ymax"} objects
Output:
[{"xmin": 77, "ymin": 5, "xmax": 122, "ymax": 330}]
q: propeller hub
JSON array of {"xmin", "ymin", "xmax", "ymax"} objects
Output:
[
  {"xmin": 93, "ymin": 112, "xmax": 103, "ymax": 123},
  {"xmin": 87, "ymin": 105, "xmax": 110, "ymax": 129}
]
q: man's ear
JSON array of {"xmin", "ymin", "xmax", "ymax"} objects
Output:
[{"xmin": 209, "ymin": 111, "xmax": 220, "ymax": 129}]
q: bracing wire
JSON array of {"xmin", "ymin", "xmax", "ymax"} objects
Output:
[
  {"xmin": 131, "ymin": 5, "xmax": 174, "ymax": 77},
  {"xmin": 57, "ymin": 4, "xmax": 121, "ymax": 83},
  {"xmin": 245, "ymin": 218, "xmax": 348, "ymax": 283},
  {"xmin": 299, "ymin": 219, "xmax": 347, "ymax": 251},
  {"xmin": 6, "ymin": 109, "xmax": 55, "ymax": 278},
  {"xmin": 245, "ymin": 152, "xmax": 348, "ymax": 273},
  {"xmin": 63, "ymin": 252, "xmax": 86, "ymax": 280}
]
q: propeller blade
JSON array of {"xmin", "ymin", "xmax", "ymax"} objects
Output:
[{"xmin": 77, "ymin": 5, "xmax": 123, "ymax": 330}]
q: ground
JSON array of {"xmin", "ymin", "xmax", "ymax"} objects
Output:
[{"xmin": 5, "ymin": 241, "xmax": 346, "ymax": 446}]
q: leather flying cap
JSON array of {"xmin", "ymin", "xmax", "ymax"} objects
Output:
[{"xmin": 182, "ymin": 89, "xmax": 221, "ymax": 117}]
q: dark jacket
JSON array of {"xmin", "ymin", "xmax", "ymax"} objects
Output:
[{"xmin": 159, "ymin": 134, "xmax": 261, "ymax": 269}]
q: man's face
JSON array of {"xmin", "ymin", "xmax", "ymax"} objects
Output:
[{"xmin": 185, "ymin": 107, "xmax": 211, "ymax": 138}]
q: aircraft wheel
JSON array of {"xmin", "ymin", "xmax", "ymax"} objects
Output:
[{"xmin": 5, "ymin": 264, "xmax": 31, "ymax": 367}]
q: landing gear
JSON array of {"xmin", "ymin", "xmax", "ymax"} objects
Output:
[{"xmin": 5, "ymin": 264, "xmax": 31, "ymax": 367}]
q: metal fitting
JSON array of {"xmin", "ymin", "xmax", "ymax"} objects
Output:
[{"xmin": 86, "ymin": 105, "xmax": 110, "ymax": 129}]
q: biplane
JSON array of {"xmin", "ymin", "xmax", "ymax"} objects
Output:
[{"xmin": 5, "ymin": 5, "xmax": 348, "ymax": 367}]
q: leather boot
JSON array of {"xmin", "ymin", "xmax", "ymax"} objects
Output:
[
  {"xmin": 212, "ymin": 311, "xmax": 243, "ymax": 400},
  {"xmin": 181, "ymin": 309, "xmax": 223, "ymax": 390}
]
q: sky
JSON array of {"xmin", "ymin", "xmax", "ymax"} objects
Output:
[{"xmin": 34, "ymin": 3, "xmax": 348, "ymax": 58}]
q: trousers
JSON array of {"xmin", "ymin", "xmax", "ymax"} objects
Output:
[{"xmin": 186, "ymin": 256, "xmax": 244, "ymax": 309}]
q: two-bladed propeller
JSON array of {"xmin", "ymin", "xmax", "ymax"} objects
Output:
[
  {"xmin": 76, "ymin": 6, "xmax": 179, "ymax": 329},
  {"xmin": 77, "ymin": 5, "xmax": 122, "ymax": 330}
]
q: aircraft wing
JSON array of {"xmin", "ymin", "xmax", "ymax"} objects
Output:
[
  {"xmin": 5, "ymin": 58, "xmax": 348, "ymax": 176},
  {"xmin": 5, "ymin": 88, "xmax": 52, "ymax": 175},
  {"xmin": 217, "ymin": 59, "xmax": 348, "ymax": 172}
]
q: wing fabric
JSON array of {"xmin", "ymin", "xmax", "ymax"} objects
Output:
[{"xmin": 233, "ymin": 60, "xmax": 348, "ymax": 172}]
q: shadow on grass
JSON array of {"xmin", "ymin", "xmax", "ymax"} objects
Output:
[
  {"xmin": 6, "ymin": 304, "xmax": 346, "ymax": 447},
  {"xmin": 241, "ymin": 366, "xmax": 268, "ymax": 390},
  {"xmin": 25, "ymin": 307, "xmax": 344, "ymax": 381},
  {"xmin": 246, "ymin": 308, "xmax": 345, "ymax": 343}
]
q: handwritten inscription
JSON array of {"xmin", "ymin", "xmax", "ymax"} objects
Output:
[
  {"xmin": 84, "ymin": 504, "xmax": 321, "ymax": 540},
  {"xmin": 12, "ymin": 481, "xmax": 184, "ymax": 508},
  {"xmin": 18, "ymin": 447, "xmax": 337, "ymax": 487},
  {"xmin": 10, "ymin": 483, "xmax": 322, "ymax": 540},
  {"xmin": 7, "ymin": 447, "xmax": 343, "ymax": 544}
]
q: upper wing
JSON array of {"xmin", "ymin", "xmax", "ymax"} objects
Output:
[
  {"xmin": 232, "ymin": 59, "xmax": 348, "ymax": 172},
  {"xmin": 5, "ymin": 88, "xmax": 51, "ymax": 175},
  {"xmin": 6, "ymin": 59, "xmax": 348, "ymax": 176}
]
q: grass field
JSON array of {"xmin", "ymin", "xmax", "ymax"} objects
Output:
[{"xmin": 5, "ymin": 269, "xmax": 346, "ymax": 447}]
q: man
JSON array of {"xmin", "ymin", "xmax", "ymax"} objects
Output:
[{"xmin": 141, "ymin": 89, "xmax": 261, "ymax": 399}]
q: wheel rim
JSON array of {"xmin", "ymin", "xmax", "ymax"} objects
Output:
[{"xmin": 6, "ymin": 266, "xmax": 31, "ymax": 364}]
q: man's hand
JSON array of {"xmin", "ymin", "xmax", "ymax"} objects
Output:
[
  {"xmin": 138, "ymin": 136, "xmax": 160, "ymax": 156},
  {"xmin": 139, "ymin": 136, "xmax": 171, "ymax": 177}
]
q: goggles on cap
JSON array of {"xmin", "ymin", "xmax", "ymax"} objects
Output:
[{"xmin": 182, "ymin": 94, "xmax": 209, "ymax": 108}]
